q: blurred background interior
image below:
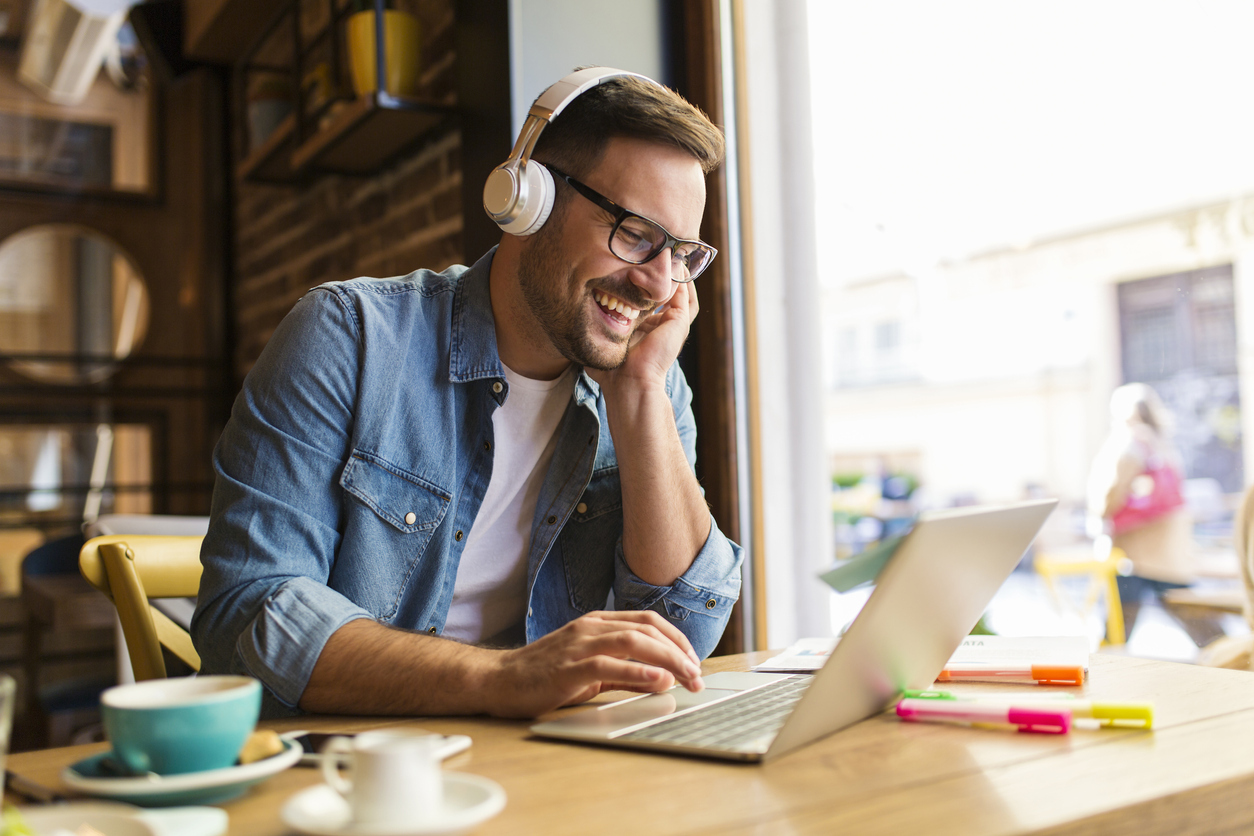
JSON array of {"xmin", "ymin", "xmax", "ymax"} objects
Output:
[{"xmin": 2, "ymin": 0, "xmax": 1253, "ymax": 752}]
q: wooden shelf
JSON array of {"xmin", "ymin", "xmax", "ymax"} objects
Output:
[
  {"xmin": 289, "ymin": 92, "xmax": 454, "ymax": 175},
  {"xmin": 234, "ymin": 111, "xmax": 299, "ymax": 183},
  {"xmin": 231, "ymin": 0, "xmax": 456, "ymax": 183}
]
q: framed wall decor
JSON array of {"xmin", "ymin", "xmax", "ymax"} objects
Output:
[{"xmin": 0, "ymin": 43, "xmax": 157, "ymax": 198}]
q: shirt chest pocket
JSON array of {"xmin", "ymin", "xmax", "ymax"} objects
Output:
[
  {"xmin": 560, "ymin": 467, "xmax": 622, "ymax": 613},
  {"xmin": 338, "ymin": 452, "xmax": 451, "ymax": 619}
]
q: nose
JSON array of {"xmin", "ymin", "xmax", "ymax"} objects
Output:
[{"xmin": 627, "ymin": 248, "xmax": 677, "ymax": 306}]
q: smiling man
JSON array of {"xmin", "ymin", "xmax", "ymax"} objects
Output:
[{"xmin": 192, "ymin": 69, "xmax": 742, "ymax": 718}]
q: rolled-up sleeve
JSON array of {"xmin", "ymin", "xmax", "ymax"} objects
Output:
[
  {"xmin": 612, "ymin": 518, "xmax": 742, "ymax": 658},
  {"xmin": 192, "ymin": 288, "xmax": 372, "ymax": 708},
  {"xmin": 610, "ymin": 363, "xmax": 743, "ymax": 658}
]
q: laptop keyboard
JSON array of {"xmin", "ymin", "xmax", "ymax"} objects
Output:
[{"xmin": 617, "ymin": 675, "xmax": 812, "ymax": 750}]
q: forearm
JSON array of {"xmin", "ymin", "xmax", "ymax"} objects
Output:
[
  {"xmin": 605, "ymin": 383, "xmax": 710, "ymax": 586},
  {"xmin": 299, "ymin": 611, "xmax": 706, "ymax": 718},
  {"xmin": 299, "ymin": 619, "xmax": 498, "ymax": 715}
]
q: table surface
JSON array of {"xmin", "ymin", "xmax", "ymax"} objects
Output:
[{"xmin": 9, "ymin": 651, "xmax": 1254, "ymax": 836}]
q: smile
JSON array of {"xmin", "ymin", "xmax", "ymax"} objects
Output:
[{"xmin": 593, "ymin": 290, "xmax": 641, "ymax": 322}]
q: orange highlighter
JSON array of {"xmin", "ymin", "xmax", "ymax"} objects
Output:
[{"xmin": 936, "ymin": 664, "xmax": 1085, "ymax": 686}]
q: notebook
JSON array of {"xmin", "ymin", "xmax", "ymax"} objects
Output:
[
  {"xmin": 530, "ymin": 498, "xmax": 1057, "ymax": 762},
  {"xmin": 753, "ymin": 634, "xmax": 1089, "ymax": 683}
]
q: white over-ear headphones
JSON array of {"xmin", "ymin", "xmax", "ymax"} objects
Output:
[{"xmin": 482, "ymin": 67, "xmax": 655, "ymax": 236}]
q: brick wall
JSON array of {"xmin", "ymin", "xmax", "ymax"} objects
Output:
[{"xmin": 230, "ymin": 0, "xmax": 463, "ymax": 377}]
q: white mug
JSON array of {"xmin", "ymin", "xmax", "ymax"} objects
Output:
[{"xmin": 321, "ymin": 731, "xmax": 444, "ymax": 826}]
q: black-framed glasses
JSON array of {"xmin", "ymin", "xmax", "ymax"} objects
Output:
[{"xmin": 547, "ymin": 166, "xmax": 717, "ymax": 282}]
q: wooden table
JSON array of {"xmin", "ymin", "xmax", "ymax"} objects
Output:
[{"xmin": 8, "ymin": 651, "xmax": 1254, "ymax": 835}]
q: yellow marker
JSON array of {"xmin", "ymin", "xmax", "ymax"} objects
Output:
[{"xmin": 903, "ymin": 690, "xmax": 1152, "ymax": 729}]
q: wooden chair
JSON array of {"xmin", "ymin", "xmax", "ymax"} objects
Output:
[
  {"xmin": 78, "ymin": 535, "xmax": 204, "ymax": 681},
  {"xmin": 1199, "ymin": 485, "xmax": 1254, "ymax": 670},
  {"xmin": 1034, "ymin": 545, "xmax": 1127, "ymax": 646},
  {"xmin": 1235, "ymin": 484, "xmax": 1254, "ymax": 630},
  {"xmin": 19, "ymin": 533, "xmax": 115, "ymax": 748}
]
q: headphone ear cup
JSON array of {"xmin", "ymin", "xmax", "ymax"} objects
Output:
[
  {"xmin": 483, "ymin": 160, "xmax": 554, "ymax": 236},
  {"xmin": 483, "ymin": 164, "xmax": 522, "ymax": 225},
  {"xmin": 507, "ymin": 162, "xmax": 555, "ymax": 236}
]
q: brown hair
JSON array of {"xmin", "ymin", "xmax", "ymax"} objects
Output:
[{"xmin": 532, "ymin": 72, "xmax": 726, "ymax": 184}]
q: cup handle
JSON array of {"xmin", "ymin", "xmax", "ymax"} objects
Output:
[{"xmin": 320, "ymin": 736, "xmax": 354, "ymax": 796}]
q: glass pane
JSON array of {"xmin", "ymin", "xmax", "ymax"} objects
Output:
[
  {"xmin": 0, "ymin": 423, "xmax": 152, "ymax": 527},
  {"xmin": 0, "ymin": 224, "xmax": 150, "ymax": 384},
  {"xmin": 809, "ymin": 4, "xmax": 1253, "ymax": 656},
  {"xmin": 0, "ymin": 27, "xmax": 152, "ymax": 194}
]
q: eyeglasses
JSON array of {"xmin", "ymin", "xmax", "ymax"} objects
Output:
[{"xmin": 547, "ymin": 166, "xmax": 717, "ymax": 282}]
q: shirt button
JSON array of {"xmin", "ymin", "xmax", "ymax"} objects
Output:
[
  {"xmin": 483, "ymin": 441, "xmax": 490, "ymax": 451},
  {"xmin": 706, "ymin": 599, "xmax": 717, "ymax": 610},
  {"xmin": 492, "ymin": 381, "xmax": 503, "ymax": 394},
  {"xmin": 428, "ymin": 627, "xmax": 437, "ymax": 634},
  {"xmin": 404, "ymin": 512, "xmax": 416, "ymax": 525},
  {"xmin": 455, "ymin": 530, "xmax": 464, "ymax": 541},
  {"xmin": 546, "ymin": 515, "xmax": 557, "ymax": 524},
  {"xmin": 576, "ymin": 503, "xmax": 587, "ymax": 514},
  {"xmin": 527, "ymin": 607, "xmax": 533, "ymax": 617}
]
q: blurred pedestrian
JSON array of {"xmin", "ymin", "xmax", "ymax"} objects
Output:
[{"xmin": 1087, "ymin": 383, "xmax": 1222, "ymax": 646}]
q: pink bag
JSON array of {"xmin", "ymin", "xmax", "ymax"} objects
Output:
[{"xmin": 1111, "ymin": 445, "xmax": 1185, "ymax": 534}]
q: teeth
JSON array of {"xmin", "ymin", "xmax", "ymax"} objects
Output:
[{"xmin": 594, "ymin": 291, "xmax": 639, "ymax": 321}]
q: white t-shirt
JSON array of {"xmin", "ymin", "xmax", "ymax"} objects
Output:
[{"xmin": 441, "ymin": 364, "xmax": 575, "ymax": 645}]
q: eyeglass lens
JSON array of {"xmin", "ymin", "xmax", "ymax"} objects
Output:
[{"xmin": 610, "ymin": 216, "xmax": 711, "ymax": 282}]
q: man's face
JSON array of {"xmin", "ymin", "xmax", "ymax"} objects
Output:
[{"xmin": 516, "ymin": 137, "xmax": 706, "ymax": 371}]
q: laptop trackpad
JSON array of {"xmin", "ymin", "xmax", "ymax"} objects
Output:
[{"xmin": 532, "ymin": 688, "xmax": 743, "ymax": 737}]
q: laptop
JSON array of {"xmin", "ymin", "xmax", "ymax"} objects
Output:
[{"xmin": 531, "ymin": 498, "xmax": 1057, "ymax": 762}]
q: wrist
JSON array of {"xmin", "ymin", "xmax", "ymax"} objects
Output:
[
  {"xmin": 602, "ymin": 378, "xmax": 672, "ymax": 424},
  {"xmin": 457, "ymin": 644, "xmax": 508, "ymax": 715}
]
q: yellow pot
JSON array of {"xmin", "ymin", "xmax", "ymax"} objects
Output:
[{"xmin": 346, "ymin": 10, "xmax": 421, "ymax": 97}]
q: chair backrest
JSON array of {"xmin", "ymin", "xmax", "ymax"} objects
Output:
[
  {"xmin": 1235, "ymin": 485, "xmax": 1254, "ymax": 631},
  {"xmin": 79, "ymin": 535, "xmax": 204, "ymax": 681}
]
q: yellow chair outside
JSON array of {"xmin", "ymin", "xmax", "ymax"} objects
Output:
[
  {"xmin": 1034, "ymin": 545, "xmax": 1127, "ymax": 646},
  {"xmin": 79, "ymin": 535, "xmax": 204, "ymax": 681}
]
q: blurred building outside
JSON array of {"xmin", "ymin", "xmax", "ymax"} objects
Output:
[
  {"xmin": 824, "ymin": 192, "xmax": 1252, "ymax": 538},
  {"xmin": 822, "ymin": 193, "xmax": 1254, "ymax": 654}
]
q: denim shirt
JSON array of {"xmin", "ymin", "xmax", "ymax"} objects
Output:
[{"xmin": 192, "ymin": 249, "xmax": 743, "ymax": 710}]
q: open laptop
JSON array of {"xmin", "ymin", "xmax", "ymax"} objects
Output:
[{"xmin": 531, "ymin": 499, "xmax": 1057, "ymax": 762}]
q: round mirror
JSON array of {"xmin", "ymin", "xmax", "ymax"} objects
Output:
[{"xmin": 0, "ymin": 224, "xmax": 149, "ymax": 384}]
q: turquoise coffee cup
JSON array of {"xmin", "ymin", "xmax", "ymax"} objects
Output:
[{"xmin": 101, "ymin": 676, "xmax": 261, "ymax": 775}]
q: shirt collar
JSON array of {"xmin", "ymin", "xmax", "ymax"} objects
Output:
[{"xmin": 448, "ymin": 247, "xmax": 506, "ymax": 384}]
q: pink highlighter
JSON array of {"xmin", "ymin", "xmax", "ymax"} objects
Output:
[{"xmin": 896, "ymin": 698, "xmax": 1071, "ymax": 734}]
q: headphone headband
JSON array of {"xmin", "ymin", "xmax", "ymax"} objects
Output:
[{"xmin": 483, "ymin": 67, "xmax": 661, "ymax": 236}]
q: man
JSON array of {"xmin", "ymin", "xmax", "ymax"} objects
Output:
[{"xmin": 192, "ymin": 69, "xmax": 742, "ymax": 718}]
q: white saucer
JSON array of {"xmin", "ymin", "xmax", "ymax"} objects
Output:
[
  {"xmin": 61, "ymin": 738, "xmax": 303, "ymax": 806},
  {"xmin": 17, "ymin": 803, "xmax": 158, "ymax": 836},
  {"xmin": 15, "ymin": 802, "xmax": 228, "ymax": 836},
  {"xmin": 281, "ymin": 773, "xmax": 507, "ymax": 836}
]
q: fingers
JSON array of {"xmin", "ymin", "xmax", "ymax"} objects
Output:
[
  {"xmin": 658, "ymin": 281, "xmax": 697, "ymax": 323},
  {"xmin": 584, "ymin": 610, "xmax": 700, "ymax": 665},
  {"xmin": 572, "ymin": 656, "xmax": 675, "ymax": 692},
  {"xmin": 582, "ymin": 631, "xmax": 700, "ymax": 685},
  {"xmin": 571, "ymin": 611, "xmax": 703, "ymax": 692},
  {"xmin": 488, "ymin": 611, "xmax": 707, "ymax": 717}
]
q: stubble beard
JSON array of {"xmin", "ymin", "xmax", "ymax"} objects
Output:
[{"xmin": 517, "ymin": 224, "xmax": 632, "ymax": 372}]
